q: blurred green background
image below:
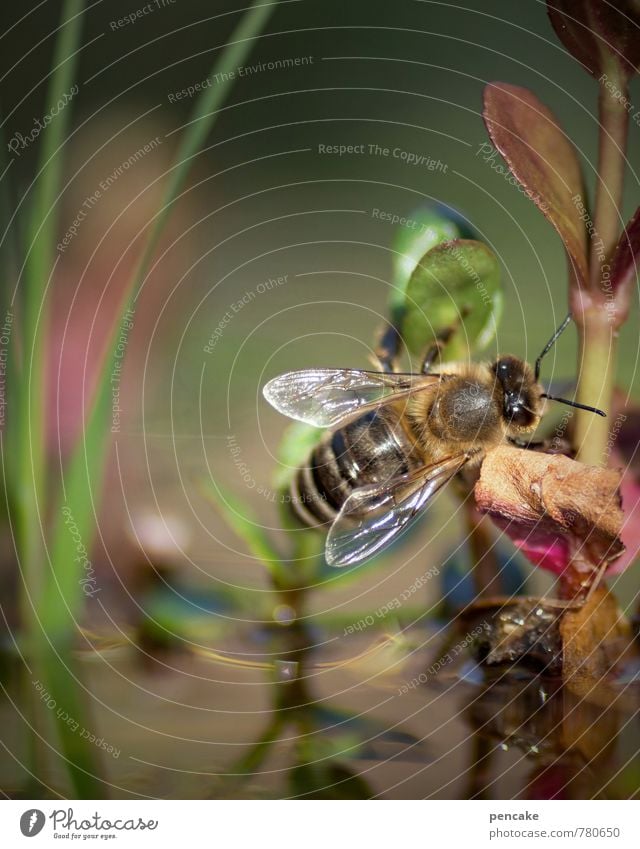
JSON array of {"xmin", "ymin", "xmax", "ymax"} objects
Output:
[
  {"xmin": 2, "ymin": 0, "xmax": 639, "ymax": 635},
  {"xmin": 1, "ymin": 0, "xmax": 639, "ymax": 799}
]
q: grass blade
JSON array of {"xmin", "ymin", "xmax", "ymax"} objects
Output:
[
  {"xmin": 43, "ymin": 0, "xmax": 280, "ymax": 630},
  {"xmin": 201, "ymin": 479, "xmax": 286, "ymax": 584},
  {"xmin": 17, "ymin": 0, "xmax": 85, "ymax": 629}
]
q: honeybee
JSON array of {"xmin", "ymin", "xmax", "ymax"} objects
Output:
[{"xmin": 263, "ymin": 315, "xmax": 604, "ymax": 567}]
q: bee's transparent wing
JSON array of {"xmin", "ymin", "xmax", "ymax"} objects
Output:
[
  {"xmin": 263, "ymin": 368, "xmax": 440, "ymax": 428},
  {"xmin": 326, "ymin": 455, "xmax": 469, "ymax": 567}
]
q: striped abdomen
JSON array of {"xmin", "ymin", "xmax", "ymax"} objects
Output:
[{"xmin": 291, "ymin": 407, "xmax": 423, "ymax": 526}]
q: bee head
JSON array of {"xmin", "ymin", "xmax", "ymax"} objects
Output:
[{"xmin": 492, "ymin": 356, "xmax": 540, "ymax": 430}]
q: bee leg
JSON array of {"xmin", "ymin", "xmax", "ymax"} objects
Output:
[
  {"xmin": 508, "ymin": 436, "xmax": 572, "ymax": 455},
  {"xmin": 421, "ymin": 324, "xmax": 457, "ymax": 373},
  {"xmin": 509, "ymin": 437, "xmax": 545, "ymax": 450},
  {"xmin": 375, "ymin": 322, "xmax": 402, "ymax": 373}
]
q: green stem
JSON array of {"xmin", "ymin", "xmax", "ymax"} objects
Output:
[
  {"xmin": 574, "ymin": 68, "xmax": 629, "ymax": 464},
  {"xmin": 466, "ymin": 501, "xmax": 500, "ymax": 599},
  {"xmin": 229, "ymin": 716, "xmax": 283, "ymax": 777},
  {"xmin": 574, "ymin": 313, "xmax": 617, "ymax": 466},
  {"xmin": 590, "ymin": 73, "xmax": 629, "ymax": 278}
]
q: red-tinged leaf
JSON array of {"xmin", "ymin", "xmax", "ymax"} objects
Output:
[
  {"xmin": 605, "ymin": 400, "xmax": 640, "ymax": 574},
  {"xmin": 608, "ymin": 206, "xmax": 640, "ymax": 322},
  {"xmin": 483, "ymin": 83, "xmax": 589, "ymax": 287},
  {"xmin": 548, "ymin": 1, "xmax": 640, "ymax": 81},
  {"xmin": 616, "ymin": 470, "xmax": 640, "ymax": 574},
  {"xmin": 475, "ymin": 446, "xmax": 625, "ymax": 589}
]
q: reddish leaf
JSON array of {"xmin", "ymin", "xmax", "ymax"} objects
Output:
[
  {"xmin": 605, "ymin": 399, "xmax": 640, "ymax": 575},
  {"xmin": 616, "ymin": 470, "xmax": 640, "ymax": 575},
  {"xmin": 483, "ymin": 83, "xmax": 588, "ymax": 287},
  {"xmin": 548, "ymin": 1, "xmax": 640, "ymax": 81},
  {"xmin": 608, "ymin": 206, "xmax": 640, "ymax": 321},
  {"xmin": 475, "ymin": 446, "xmax": 625, "ymax": 588}
]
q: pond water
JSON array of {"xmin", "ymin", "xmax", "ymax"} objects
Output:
[{"xmin": 3, "ymin": 620, "xmax": 638, "ymax": 799}]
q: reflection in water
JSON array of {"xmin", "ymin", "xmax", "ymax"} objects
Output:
[
  {"xmin": 1, "ymin": 614, "xmax": 639, "ymax": 799},
  {"xmin": 464, "ymin": 669, "xmax": 623, "ymax": 799},
  {"xmin": 217, "ymin": 621, "xmax": 435, "ymax": 799}
]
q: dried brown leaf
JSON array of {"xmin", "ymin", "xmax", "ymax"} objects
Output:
[
  {"xmin": 475, "ymin": 445, "xmax": 625, "ymax": 583},
  {"xmin": 560, "ymin": 585, "xmax": 630, "ymax": 697}
]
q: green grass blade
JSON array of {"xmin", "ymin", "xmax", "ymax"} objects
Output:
[
  {"xmin": 0, "ymin": 124, "xmax": 20, "ymax": 511},
  {"xmin": 17, "ymin": 0, "xmax": 85, "ymax": 626},
  {"xmin": 201, "ymin": 479, "xmax": 286, "ymax": 584},
  {"xmin": 39, "ymin": 644, "xmax": 107, "ymax": 798},
  {"xmin": 9, "ymin": 0, "xmax": 103, "ymax": 798},
  {"xmin": 43, "ymin": 0, "xmax": 280, "ymax": 633},
  {"xmin": 123, "ymin": 0, "xmax": 278, "ymax": 300}
]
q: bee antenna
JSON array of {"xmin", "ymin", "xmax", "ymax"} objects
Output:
[
  {"xmin": 535, "ymin": 313, "xmax": 572, "ymax": 382},
  {"xmin": 540, "ymin": 393, "xmax": 606, "ymax": 417}
]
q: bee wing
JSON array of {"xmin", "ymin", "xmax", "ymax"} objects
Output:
[
  {"xmin": 326, "ymin": 454, "xmax": 469, "ymax": 567},
  {"xmin": 263, "ymin": 368, "xmax": 440, "ymax": 428}
]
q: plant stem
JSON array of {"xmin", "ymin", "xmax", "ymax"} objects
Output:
[
  {"xmin": 590, "ymin": 73, "xmax": 629, "ymax": 278},
  {"xmin": 574, "ymin": 69, "xmax": 629, "ymax": 464},
  {"xmin": 574, "ymin": 313, "xmax": 617, "ymax": 466},
  {"xmin": 466, "ymin": 503, "xmax": 500, "ymax": 598}
]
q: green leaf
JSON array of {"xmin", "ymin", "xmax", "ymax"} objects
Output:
[
  {"xmin": 483, "ymin": 83, "xmax": 588, "ymax": 288},
  {"xmin": 201, "ymin": 479, "xmax": 285, "ymax": 582},
  {"xmin": 403, "ymin": 239, "xmax": 502, "ymax": 359},
  {"xmin": 390, "ymin": 205, "xmax": 463, "ymax": 316},
  {"xmin": 273, "ymin": 420, "xmax": 324, "ymax": 490}
]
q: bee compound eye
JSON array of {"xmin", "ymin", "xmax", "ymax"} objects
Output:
[
  {"xmin": 494, "ymin": 360, "xmax": 510, "ymax": 381},
  {"xmin": 509, "ymin": 403, "xmax": 532, "ymax": 427}
]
